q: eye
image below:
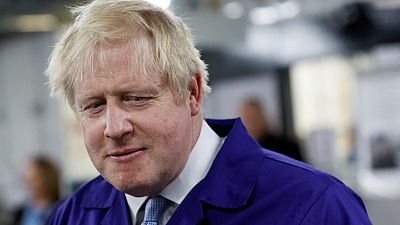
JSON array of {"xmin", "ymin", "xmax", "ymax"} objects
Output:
[
  {"xmin": 89, "ymin": 102, "xmax": 104, "ymax": 109},
  {"xmin": 82, "ymin": 100, "xmax": 106, "ymax": 114},
  {"xmin": 123, "ymin": 96, "xmax": 150, "ymax": 104},
  {"xmin": 125, "ymin": 96, "xmax": 144, "ymax": 102}
]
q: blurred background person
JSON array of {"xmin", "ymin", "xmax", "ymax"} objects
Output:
[
  {"xmin": 239, "ymin": 97, "xmax": 304, "ymax": 162},
  {"xmin": 12, "ymin": 156, "xmax": 61, "ymax": 225}
]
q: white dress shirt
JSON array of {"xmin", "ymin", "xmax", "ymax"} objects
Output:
[{"xmin": 125, "ymin": 120, "xmax": 223, "ymax": 225}]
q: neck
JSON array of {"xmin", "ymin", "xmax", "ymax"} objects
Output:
[{"xmin": 190, "ymin": 115, "xmax": 203, "ymax": 151}]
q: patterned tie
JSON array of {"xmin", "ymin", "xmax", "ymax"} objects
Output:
[{"xmin": 141, "ymin": 196, "xmax": 169, "ymax": 225}]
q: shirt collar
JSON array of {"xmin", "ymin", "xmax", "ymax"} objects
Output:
[{"xmin": 125, "ymin": 119, "xmax": 223, "ymax": 217}]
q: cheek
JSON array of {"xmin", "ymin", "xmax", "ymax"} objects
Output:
[
  {"xmin": 160, "ymin": 116, "xmax": 188, "ymax": 140},
  {"xmin": 146, "ymin": 108, "xmax": 191, "ymax": 155},
  {"xmin": 147, "ymin": 104, "xmax": 189, "ymax": 135},
  {"xmin": 81, "ymin": 119, "xmax": 104, "ymax": 153},
  {"xmin": 162, "ymin": 118, "xmax": 193, "ymax": 156}
]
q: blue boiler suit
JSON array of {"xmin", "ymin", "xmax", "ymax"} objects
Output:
[{"xmin": 47, "ymin": 118, "xmax": 372, "ymax": 225}]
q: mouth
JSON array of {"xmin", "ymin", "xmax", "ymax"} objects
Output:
[{"xmin": 108, "ymin": 147, "xmax": 146, "ymax": 162}]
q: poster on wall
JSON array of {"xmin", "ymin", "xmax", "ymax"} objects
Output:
[{"xmin": 356, "ymin": 66, "xmax": 400, "ymax": 198}]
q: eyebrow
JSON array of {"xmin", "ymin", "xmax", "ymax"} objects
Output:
[{"xmin": 78, "ymin": 84, "xmax": 163, "ymax": 100}]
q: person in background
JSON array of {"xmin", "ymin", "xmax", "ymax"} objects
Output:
[
  {"xmin": 13, "ymin": 156, "xmax": 60, "ymax": 225},
  {"xmin": 239, "ymin": 97, "xmax": 304, "ymax": 161},
  {"xmin": 45, "ymin": 0, "xmax": 372, "ymax": 224}
]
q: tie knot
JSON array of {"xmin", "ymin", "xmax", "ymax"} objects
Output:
[{"xmin": 141, "ymin": 196, "xmax": 169, "ymax": 225}]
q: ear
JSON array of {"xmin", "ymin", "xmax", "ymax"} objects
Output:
[{"xmin": 189, "ymin": 72, "xmax": 202, "ymax": 116}]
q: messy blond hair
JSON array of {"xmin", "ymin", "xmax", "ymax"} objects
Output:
[{"xmin": 46, "ymin": 0, "xmax": 210, "ymax": 108}]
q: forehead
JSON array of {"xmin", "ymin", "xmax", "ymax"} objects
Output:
[
  {"xmin": 73, "ymin": 37, "xmax": 162, "ymax": 84},
  {"xmin": 73, "ymin": 40, "xmax": 166, "ymax": 95},
  {"xmin": 69, "ymin": 35, "xmax": 169, "ymax": 106}
]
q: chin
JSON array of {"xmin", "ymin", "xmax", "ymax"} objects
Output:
[
  {"xmin": 107, "ymin": 176, "xmax": 152, "ymax": 196},
  {"xmin": 120, "ymin": 184, "xmax": 160, "ymax": 197}
]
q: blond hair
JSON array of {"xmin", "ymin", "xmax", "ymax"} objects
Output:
[{"xmin": 46, "ymin": 0, "xmax": 210, "ymax": 108}]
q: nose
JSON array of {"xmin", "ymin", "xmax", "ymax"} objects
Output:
[{"xmin": 104, "ymin": 102, "xmax": 133, "ymax": 139}]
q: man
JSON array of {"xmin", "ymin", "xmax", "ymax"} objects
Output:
[
  {"xmin": 239, "ymin": 97, "xmax": 304, "ymax": 161},
  {"xmin": 13, "ymin": 156, "xmax": 60, "ymax": 225},
  {"xmin": 46, "ymin": 0, "xmax": 372, "ymax": 224}
]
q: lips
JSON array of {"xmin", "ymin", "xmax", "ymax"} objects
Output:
[{"xmin": 108, "ymin": 147, "xmax": 146, "ymax": 162}]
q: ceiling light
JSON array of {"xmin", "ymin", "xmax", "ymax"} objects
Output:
[
  {"xmin": 222, "ymin": 2, "xmax": 245, "ymax": 20},
  {"xmin": 0, "ymin": 14, "xmax": 59, "ymax": 33},
  {"xmin": 249, "ymin": 1, "xmax": 300, "ymax": 25},
  {"xmin": 145, "ymin": 0, "xmax": 171, "ymax": 9},
  {"xmin": 249, "ymin": 7, "xmax": 279, "ymax": 25}
]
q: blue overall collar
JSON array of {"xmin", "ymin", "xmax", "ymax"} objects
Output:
[{"xmin": 167, "ymin": 118, "xmax": 264, "ymax": 224}]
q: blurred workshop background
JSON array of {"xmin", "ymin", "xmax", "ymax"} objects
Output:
[{"xmin": 0, "ymin": 0, "xmax": 400, "ymax": 224}]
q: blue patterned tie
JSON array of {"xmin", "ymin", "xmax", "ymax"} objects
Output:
[{"xmin": 141, "ymin": 196, "xmax": 169, "ymax": 225}]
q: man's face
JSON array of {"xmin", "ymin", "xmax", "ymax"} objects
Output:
[
  {"xmin": 74, "ymin": 43, "xmax": 201, "ymax": 196},
  {"xmin": 25, "ymin": 163, "xmax": 46, "ymax": 200}
]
